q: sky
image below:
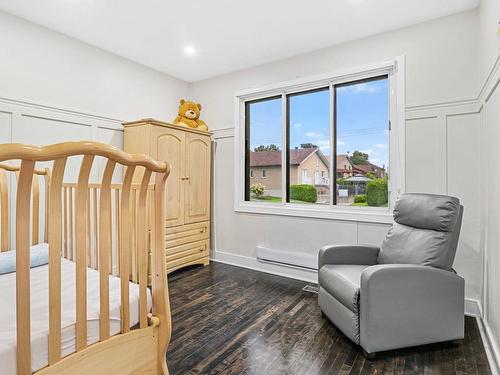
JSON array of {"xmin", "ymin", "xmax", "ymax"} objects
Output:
[{"xmin": 248, "ymin": 77, "xmax": 389, "ymax": 168}]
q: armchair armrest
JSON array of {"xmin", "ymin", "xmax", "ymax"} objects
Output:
[
  {"xmin": 318, "ymin": 245, "xmax": 380, "ymax": 269},
  {"xmin": 359, "ymin": 264, "xmax": 465, "ymax": 353}
]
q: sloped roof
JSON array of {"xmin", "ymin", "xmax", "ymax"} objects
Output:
[
  {"xmin": 353, "ymin": 162, "xmax": 385, "ymax": 173},
  {"xmin": 250, "ymin": 148, "xmax": 318, "ymax": 167}
]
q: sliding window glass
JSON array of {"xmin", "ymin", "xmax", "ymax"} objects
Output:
[
  {"xmin": 243, "ymin": 74, "xmax": 390, "ymax": 209},
  {"xmin": 287, "ymin": 88, "xmax": 330, "ymax": 205},
  {"xmin": 335, "ymin": 76, "xmax": 389, "ymax": 207},
  {"xmin": 245, "ymin": 96, "xmax": 283, "ymax": 202}
]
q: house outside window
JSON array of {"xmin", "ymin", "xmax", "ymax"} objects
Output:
[{"xmin": 235, "ymin": 58, "xmax": 405, "ymax": 223}]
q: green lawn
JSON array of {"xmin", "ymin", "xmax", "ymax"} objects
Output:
[
  {"xmin": 352, "ymin": 202, "xmax": 368, "ymax": 206},
  {"xmin": 252, "ymin": 195, "xmax": 282, "ymax": 203},
  {"xmin": 252, "ymin": 196, "xmax": 306, "ymax": 204},
  {"xmin": 253, "ymin": 196, "xmax": 388, "ymax": 207},
  {"xmin": 352, "ymin": 202, "xmax": 388, "ymax": 207}
]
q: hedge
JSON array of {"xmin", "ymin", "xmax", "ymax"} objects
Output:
[
  {"xmin": 366, "ymin": 178, "xmax": 388, "ymax": 206},
  {"xmin": 290, "ymin": 184, "xmax": 317, "ymax": 203},
  {"xmin": 354, "ymin": 194, "xmax": 366, "ymax": 203}
]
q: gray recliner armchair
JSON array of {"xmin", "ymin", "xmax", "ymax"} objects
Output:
[{"xmin": 318, "ymin": 193, "xmax": 464, "ymax": 358}]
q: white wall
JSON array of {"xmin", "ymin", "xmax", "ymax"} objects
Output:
[
  {"xmin": 0, "ymin": 10, "xmax": 189, "ymax": 247},
  {"xmin": 191, "ymin": 10, "xmax": 484, "ymax": 307},
  {"xmin": 478, "ymin": 0, "xmax": 500, "ymax": 370},
  {"xmin": 0, "ymin": 10, "xmax": 188, "ymax": 121}
]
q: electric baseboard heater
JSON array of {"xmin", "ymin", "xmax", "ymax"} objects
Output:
[{"xmin": 255, "ymin": 246, "xmax": 318, "ymax": 271}]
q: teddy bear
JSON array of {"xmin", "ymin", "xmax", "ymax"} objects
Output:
[{"xmin": 173, "ymin": 99, "xmax": 208, "ymax": 131}]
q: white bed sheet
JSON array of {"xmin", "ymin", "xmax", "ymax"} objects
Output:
[{"xmin": 0, "ymin": 258, "xmax": 152, "ymax": 375}]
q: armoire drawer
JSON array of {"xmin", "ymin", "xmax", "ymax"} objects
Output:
[
  {"xmin": 165, "ymin": 221, "xmax": 209, "ymax": 248},
  {"xmin": 166, "ymin": 239, "xmax": 209, "ymax": 268}
]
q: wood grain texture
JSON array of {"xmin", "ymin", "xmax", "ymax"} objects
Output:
[
  {"xmin": 99, "ymin": 160, "xmax": 116, "ymax": 341},
  {"xmin": 0, "ymin": 141, "xmax": 172, "ymax": 375},
  {"xmin": 48, "ymin": 158, "xmax": 67, "ymax": 364},
  {"xmin": 35, "ymin": 324, "xmax": 160, "ymax": 375},
  {"xmin": 123, "ymin": 119, "xmax": 211, "ymax": 275},
  {"xmin": 120, "ymin": 165, "xmax": 135, "ymax": 334},
  {"xmin": 167, "ymin": 262, "xmax": 492, "ymax": 375},
  {"xmin": 0, "ymin": 168, "xmax": 9, "ymax": 251},
  {"xmin": 31, "ymin": 173, "xmax": 40, "ymax": 245},
  {"xmin": 75, "ymin": 155, "xmax": 94, "ymax": 351},
  {"xmin": 15, "ymin": 160, "xmax": 35, "ymax": 375},
  {"xmin": 137, "ymin": 169, "xmax": 152, "ymax": 329},
  {"xmin": 153, "ymin": 170, "xmax": 172, "ymax": 375},
  {"xmin": 0, "ymin": 142, "xmax": 168, "ymax": 172}
]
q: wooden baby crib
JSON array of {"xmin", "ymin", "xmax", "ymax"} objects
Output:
[{"xmin": 0, "ymin": 142, "xmax": 171, "ymax": 375}]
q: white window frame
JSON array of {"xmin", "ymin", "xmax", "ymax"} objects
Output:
[{"xmin": 233, "ymin": 57, "xmax": 406, "ymax": 224}]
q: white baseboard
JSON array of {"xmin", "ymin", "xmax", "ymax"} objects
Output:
[
  {"xmin": 477, "ymin": 317, "xmax": 500, "ymax": 375},
  {"xmin": 211, "ymin": 250, "xmax": 484, "ymax": 316},
  {"xmin": 211, "ymin": 250, "xmax": 317, "ymax": 284},
  {"xmin": 465, "ymin": 298, "xmax": 483, "ymax": 317}
]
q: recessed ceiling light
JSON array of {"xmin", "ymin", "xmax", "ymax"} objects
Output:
[{"xmin": 184, "ymin": 46, "xmax": 196, "ymax": 56}]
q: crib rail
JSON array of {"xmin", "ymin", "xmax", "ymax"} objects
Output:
[{"xmin": 0, "ymin": 142, "xmax": 171, "ymax": 375}]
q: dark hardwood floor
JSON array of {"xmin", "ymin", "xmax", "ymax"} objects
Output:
[{"xmin": 166, "ymin": 262, "xmax": 491, "ymax": 375}]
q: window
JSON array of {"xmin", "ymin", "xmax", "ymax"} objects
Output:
[
  {"xmin": 335, "ymin": 76, "xmax": 389, "ymax": 207},
  {"xmin": 301, "ymin": 169, "xmax": 308, "ymax": 184},
  {"xmin": 236, "ymin": 58, "xmax": 405, "ymax": 223},
  {"xmin": 288, "ymin": 88, "xmax": 330, "ymax": 205},
  {"xmin": 245, "ymin": 96, "xmax": 282, "ymax": 202}
]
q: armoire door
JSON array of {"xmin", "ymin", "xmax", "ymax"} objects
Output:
[
  {"xmin": 155, "ymin": 128, "xmax": 185, "ymax": 227},
  {"xmin": 184, "ymin": 132, "xmax": 211, "ymax": 224}
]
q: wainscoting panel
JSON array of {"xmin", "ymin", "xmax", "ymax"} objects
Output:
[
  {"xmin": 405, "ymin": 116, "xmax": 447, "ymax": 194},
  {"xmin": 447, "ymin": 113, "xmax": 482, "ymax": 300},
  {"xmin": 357, "ymin": 222, "xmax": 390, "ymax": 246},
  {"xmin": 0, "ymin": 97, "xmax": 124, "ymax": 249},
  {"xmin": 0, "ymin": 111, "xmax": 12, "ymax": 143}
]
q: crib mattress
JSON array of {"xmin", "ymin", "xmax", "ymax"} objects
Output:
[{"xmin": 0, "ymin": 257, "xmax": 152, "ymax": 374}]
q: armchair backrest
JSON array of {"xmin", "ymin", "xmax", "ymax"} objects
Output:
[{"xmin": 377, "ymin": 193, "xmax": 463, "ymax": 271}]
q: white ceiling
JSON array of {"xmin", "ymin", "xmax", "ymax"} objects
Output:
[{"xmin": 0, "ymin": 0, "xmax": 479, "ymax": 82}]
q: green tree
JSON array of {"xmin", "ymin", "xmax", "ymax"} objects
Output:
[
  {"xmin": 350, "ymin": 150, "xmax": 369, "ymax": 165},
  {"xmin": 300, "ymin": 143, "xmax": 318, "ymax": 149},
  {"xmin": 254, "ymin": 144, "xmax": 279, "ymax": 152}
]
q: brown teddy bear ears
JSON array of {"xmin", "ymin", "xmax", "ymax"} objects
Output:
[
  {"xmin": 180, "ymin": 99, "xmax": 185, "ymax": 105},
  {"xmin": 197, "ymin": 103, "xmax": 202, "ymax": 110}
]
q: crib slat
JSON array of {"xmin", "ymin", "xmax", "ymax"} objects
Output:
[
  {"xmin": 93, "ymin": 187, "xmax": 98, "ymax": 269},
  {"xmin": 68, "ymin": 187, "xmax": 74, "ymax": 261},
  {"xmin": 153, "ymin": 170, "xmax": 171, "ymax": 374},
  {"xmin": 120, "ymin": 166, "xmax": 135, "ymax": 333},
  {"xmin": 0, "ymin": 169, "xmax": 9, "ymax": 251},
  {"xmin": 99, "ymin": 160, "xmax": 115, "ymax": 341},
  {"xmin": 86, "ymin": 189, "xmax": 91, "ymax": 267},
  {"xmin": 75, "ymin": 155, "xmax": 94, "ymax": 351},
  {"xmin": 131, "ymin": 188, "xmax": 137, "ymax": 282},
  {"xmin": 48, "ymin": 158, "xmax": 67, "ymax": 364},
  {"xmin": 138, "ymin": 170, "xmax": 152, "ymax": 328},
  {"xmin": 16, "ymin": 160, "xmax": 35, "ymax": 375},
  {"xmin": 114, "ymin": 188, "xmax": 120, "ymax": 276},
  {"xmin": 63, "ymin": 187, "xmax": 68, "ymax": 259},
  {"xmin": 43, "ymin": 168, "xmax": 51, "ymax": 243},
  {"xmin": 31, "ymin": 173, "xmax": 40, "ymax": 245}
]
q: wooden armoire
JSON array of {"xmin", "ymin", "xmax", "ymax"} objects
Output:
[{"xmin": 122, "ymin": 118, "xmax": 212, "ymax": 273}]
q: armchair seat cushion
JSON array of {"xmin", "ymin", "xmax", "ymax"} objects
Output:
[{"xmin": 318, "ymin": 264, "xmax": 370, "ymax": 313}]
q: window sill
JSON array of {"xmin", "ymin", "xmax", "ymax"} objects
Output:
[{"xmin": 234, "ymin": 202, "xmax": 393, "ymax": 224}]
